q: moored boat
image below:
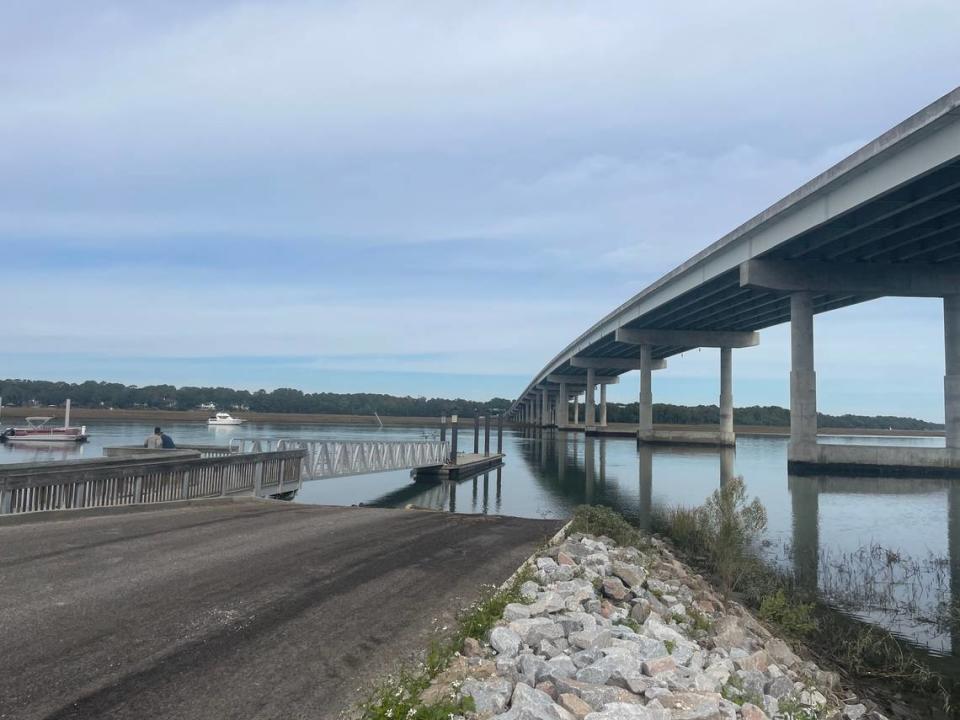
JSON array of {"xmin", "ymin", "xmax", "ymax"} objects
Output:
[
  {"xmin": 0, "ymin": 400, "xmax": 89, "ymax": 443},
  {"xmin": 208, "ymin": 412, "xmax": 244, "ymax": 426}
]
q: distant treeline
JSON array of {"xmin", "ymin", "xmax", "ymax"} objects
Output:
[
  {"xmin": 605, "ymin": 402, "xmax": 942, "ymax": 431},
  {"xmin": 0, "ymin": 378, "xmax": 942, "ymax": 430},
  {"xmin": 0, "ymin": 378, "xmax": 511, "ymax": 418}
]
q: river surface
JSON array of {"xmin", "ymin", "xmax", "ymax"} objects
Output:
[{"xmin": 2, "ymin": 420, "xmax": 957, "ymax": 659}]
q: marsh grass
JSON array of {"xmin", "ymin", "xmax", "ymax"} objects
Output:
[{"xmin": 647, "ymin": 490, "xmax": 957, "ymax": 713}]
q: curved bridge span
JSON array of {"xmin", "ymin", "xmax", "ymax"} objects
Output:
[{"xmin": 509, "ymin": 87, "xmax": 960, "ymax": 476}]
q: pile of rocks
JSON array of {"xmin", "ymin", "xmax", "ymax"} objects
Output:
[{"xmin": 427, "ymin": 532, "xmax": 887, "ymax": 720}]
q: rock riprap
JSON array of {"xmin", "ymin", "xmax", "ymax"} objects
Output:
[{"xmin": 427, "ymin": 532, "xmax": 889, "ymax": 720}]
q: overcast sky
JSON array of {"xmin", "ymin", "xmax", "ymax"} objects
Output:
[{"xmin": 2, "ymin": 1, "xmax": 959, "ymax": 419}]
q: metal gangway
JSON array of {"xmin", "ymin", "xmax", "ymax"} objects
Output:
[{"xmin": 229, "ymin": 438, "xmax": 450, "ymax": 480}]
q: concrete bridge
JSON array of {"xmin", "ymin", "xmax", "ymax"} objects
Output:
[{"xmin": 507, "ymin": 87, "xmax": 960, "ymax": 476}]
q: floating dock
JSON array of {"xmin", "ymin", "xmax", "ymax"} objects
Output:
[{"xmin": 412, "ymin": 453, "xmax": 504, "ymax": 482}]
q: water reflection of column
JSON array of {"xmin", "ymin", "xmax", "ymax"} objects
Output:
[
  {"xmin": 637, "ymin": 444, "xmax": 653, "ymax": 532},
  {"xmin": 495, "ymin": 468, "xmax": 502, "ymax": 514},
  {"xmin": 584, "ymin": 437, "xmax": 595, "ymax": 504},
  {"xmin": 472, "ymin": 476, "xmax": 478, "ymax": 510},
  {"xmin": 789, "ymin": 476, "xmax": 819, "ymax": 593},
  {"xmin": 949, "ymin": 482, "xmax": 960, "ymax": 657},
  {"xmin": 482, "ymin": 472, "xmax": 490, "ymax": 515},
  {"xmin": 599, "ymin": 439, "xmax": 607, "ymax": 485},
  {"xmin": 558, "ymin": 432, "xmax": 567, "ymax": 484},
  {"xmin": 448, "ymin": 481, "xmax": 457, "ymax": 513},
  {"xmin": 719, "ymin": 447, "xmax": 735, "ymax": 487}
]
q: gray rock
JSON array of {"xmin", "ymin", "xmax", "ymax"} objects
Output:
[
  {"xmin": 541, "ymin": 655, "xmax": 578, "ymax": 681},
  {"xmin": 510, "ymin": 618, "xmax": 556, "ymax": 644},
  {"xmin": 630, "ymin": 600, "xmax": 652, "ymax": 624},
  {"xmin": 642, "ymin": 616, "xmax": 685, "ymax": 644},
  {"xmin": 569, "ymin": 628, "xmax": 612, "ymax": 650},
  {"xmin": 521, "ymin": 581, "xmax": 541, "ymax": 602},
  {"xmin": 539, "ymin": 591, "xmax": 567, "ymax": 613},
  {"xmin": 538, "ymin": 557, "xmax": 559, "ymax": 571},
  {"xmin": 519, "ymin": 653, "xmax": 548, "ymax": 686},
  {"xmin": 611, "ymin": 561, "xmax": 647, "ymax": 590},
  {"xmin": 583, "ymin": 702, "xmax": 669, "ymax": 719},
  {"xmin": 504, "ymin": 603, "xmax": 532, "ymax": 621},
  {"xmin": 497, "ymin": 682, "xmax": 577, "ymax": 720},
  {"xmin": 764, "ymin": 675, "xmax": 793, "ymax": 699},
  {"xmin": 529, "ymin": 622, "xmax": 566, "ymax": 646},
  {"xmin": 843, "ymin": 704, "xmax": 867, "ymax": 720},
  {"xmin": 462, "ymin": 677, "xmax": 513, "ymax": 716},
  {"xmin": 712, "ymin": 616, "xmax": 750, "ymax": 651},
  {"xmin": 738, "ymin": 670, "xmax": 765, "ymax": 701},
  {"xmin": 764, "ymin": 638, "xmax": 799, "ymax": 668},
  {"xmin": 491, "ymin": 626, "xmax": 522, "ymax": 658},
  {"xmin": 571, "ymin": 648, "xmax": 601, "ymax": 669},
  {"xmin": 575, "ymin": 652, "xmax": 643, "ymax": 686}
]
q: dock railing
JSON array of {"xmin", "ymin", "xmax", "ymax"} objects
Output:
[
  {"xmin": 229, "ymin": 438, "xmax": 451, "ymax": 479},
  {"xmin": 0, "ymin": 448, "xmax": 306, "ymax": 515}
]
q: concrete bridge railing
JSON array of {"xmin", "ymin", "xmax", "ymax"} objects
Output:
[{"xmin": 0, "ymin": 448, "xmax": 306, "ymax": 515}]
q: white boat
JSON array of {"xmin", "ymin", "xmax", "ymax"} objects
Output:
[
  {"xmin": 0, "ymin": 399, "xmax": 89, "ymax": 443},
  {"xmin": 208, "ymin": 412, "xmax": 244, "ymax": 426}
]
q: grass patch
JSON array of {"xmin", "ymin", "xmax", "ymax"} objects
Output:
[
  {"xmin": 569, "ymin": 505, "xmax": 645, "ymax": 548},
  {"xmin": 758, "ymin": 589, "xmax": 817, "ymax": 638},
  {"xmin": 359, "ymin": 565, "xmax": 534, "ymax": 719}
]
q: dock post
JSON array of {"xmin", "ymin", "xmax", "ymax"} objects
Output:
[
  {"xmin": 497, "ymin": 414, "xmax": 504, "ymax": 453},
  {"xmin": 450, "ymin": 415, "xmax": 459, "ymax": 464},
  {"xmin": 474, "ymin": 415, "xmax": 480, "ymax": 453},
  {"xmin": 484, "ymin": 415, "xmax": 491, "ymax": 456},
  {"xmin": 440, "ymin": 415, "xmax": 447, "ymax": 442}
]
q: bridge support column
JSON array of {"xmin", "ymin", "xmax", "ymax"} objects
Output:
[
  {"xmin": 558, "ymin": 382, "xmax": 568, "ymax": 428},
  {"xmin": 599, "ymin": 383, "xmax": 608, "ymax": 427},
  {"xmin": 585, "ymin": 368, "xmax": 596, "ymax": 430},
  {"xmin": 945, "ymin": 295, "xmax": 960, "ymax": 457},
  {"xmin": 789, "ymin": 292, "xmax": 818, "ymax": 463},
  {"xmin": 540, "ymin": 388, "xmax": 549, "ymax": 428},
  {"xmin": 574, "ymin": 393, "xmax": 580, "ymax": 425},
  {"xmin": 719, "ymin": 347, "xmax": 734, "ymax": 444},
  {"xmin": 638, "ymin": 345, "xmax": 654, "ymax": 441}
]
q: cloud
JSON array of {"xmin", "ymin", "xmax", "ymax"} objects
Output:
[{"xmin": 0, "ymin": 1, "xmax": 958, "ymax": 413}]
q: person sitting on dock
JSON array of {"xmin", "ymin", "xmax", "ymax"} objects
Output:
[
  {"xmin": 144, "ymin": 427, "xmax": 163, "ymax": 449},
  {"xmin": 160, "ymin": 429, "xmax": 176, "ymax": 449}
]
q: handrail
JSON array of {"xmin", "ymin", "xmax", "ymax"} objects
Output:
[
  {"xmin": 230, "ymin": 438, "xmax": 450, "ymax": 479},
  {"xmin": 0, "ymin": 449, "xmax": 306, "ymax": 515}
]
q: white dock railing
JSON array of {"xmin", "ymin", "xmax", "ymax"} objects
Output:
[{"xmin": 229, "ymin": 439, "xmax": 450, "ymax": 480}]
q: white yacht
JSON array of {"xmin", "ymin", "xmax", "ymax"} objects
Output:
[{"xmin": 207, "ymin": 412, "xmax": 245, "ymax": 426}]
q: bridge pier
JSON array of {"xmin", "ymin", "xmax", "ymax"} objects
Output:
[
  {"xmin": 616, "ymin": 328, "xmax": 752, "ymax": 447},
  {"xmin": 789, "ymin": 292, "xmax": 818, "ymax": 463},
  {"xmin": 585, "ymin": 368, "xmax": 596, "ymax": 430}
]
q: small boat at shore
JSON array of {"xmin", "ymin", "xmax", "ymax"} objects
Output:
[
  {"xmin": 208, "ymin": 412, "xmax": 244, "ymax": 426},
  {"xmin": 0, "ymin": 399, "xmax": 89, "ymax": 443}
]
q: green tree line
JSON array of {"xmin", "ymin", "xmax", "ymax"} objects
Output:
[{"xmin": 0, "ymin": 378, "xmax": 941, "ymax": 429}]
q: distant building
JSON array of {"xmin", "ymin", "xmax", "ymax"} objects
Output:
[{"xmin": 199, "ymin": 403, "xmax": 216, "ymax": 410}]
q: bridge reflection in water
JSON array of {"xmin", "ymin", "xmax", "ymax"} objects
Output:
[{"xmin": 512, "ymin": 427, "xmax": 960, "ymax": 658}]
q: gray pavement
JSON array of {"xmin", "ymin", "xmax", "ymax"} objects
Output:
[{"xmin": 0, "ymin": 499, "xmax": 561, "ymax": 719}]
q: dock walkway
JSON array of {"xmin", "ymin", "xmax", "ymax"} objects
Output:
[{"xmin": 0, "ymin": 499, "xmax": 560, "ymax": 719}]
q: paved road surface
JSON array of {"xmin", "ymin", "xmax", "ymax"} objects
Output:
[{"xmin": 0, "ymin": 499, "xmax": 561, "ymax": 719}]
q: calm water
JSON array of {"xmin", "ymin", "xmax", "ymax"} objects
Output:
[{"xmin": 2, "ymin": 420, "xmax": 957, "ymax": 658}]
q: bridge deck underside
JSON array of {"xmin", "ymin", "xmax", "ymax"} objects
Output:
[{"xmin": 547, "ymin": 158, "xmax": 960, "ymax": 380}]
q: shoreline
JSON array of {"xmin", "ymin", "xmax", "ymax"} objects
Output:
[
  {"xmin": 0, "ymin": 407, "xmax": 944, "ymax": 438},
  {"xmin": 373, "ymin": 512, "xmax": 893, "ymax": 720}
]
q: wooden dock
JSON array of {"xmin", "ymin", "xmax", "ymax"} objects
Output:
[{"xmin": 412, "ymin": 453, "xmax": 504, "ymax": 482}]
